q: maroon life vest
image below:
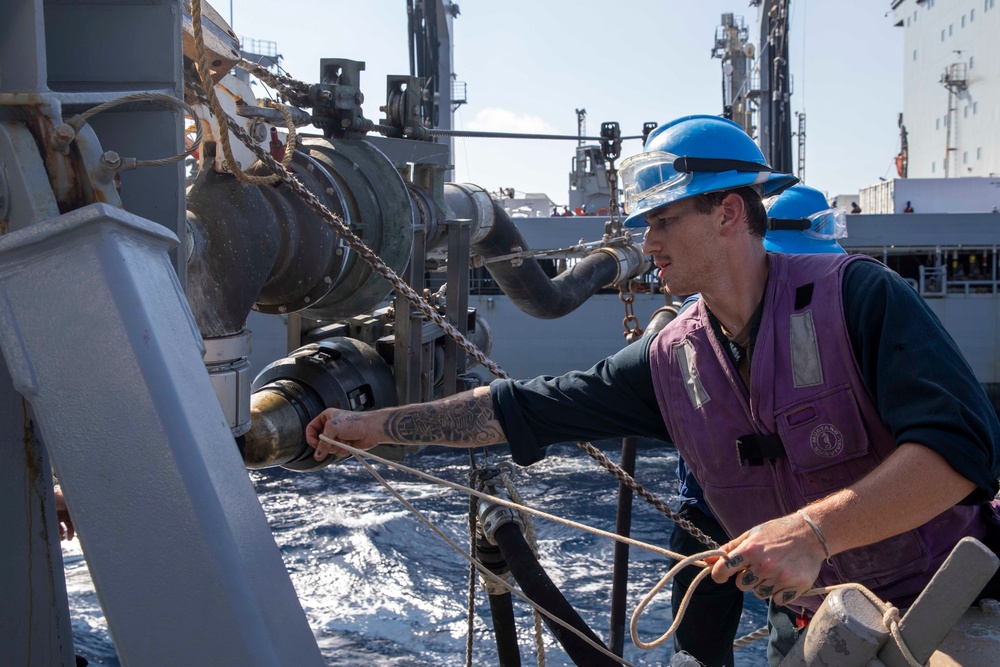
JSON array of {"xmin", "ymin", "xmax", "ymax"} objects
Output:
[{"xmin": 649, "ymin": 252, "xmax": 984, "ymax": 613}]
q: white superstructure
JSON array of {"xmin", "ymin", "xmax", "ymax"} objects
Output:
[{"xmin": 892, "ymin": 0, "xmax": 1000, "ymax": 179}]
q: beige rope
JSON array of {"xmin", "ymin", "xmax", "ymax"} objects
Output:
[
  {"xmin": 732, "ymin": 626, "xmax": 770, "ymax": 649},
  {"xmin": 191, "ymin": 0, "xmax": 294, "ymax": 184},
  {"xmin": 501, "ymin": 473, "xmax": 546, "ymax": 666},
  {"xmin": 261, "ymin": 100, "xmax": 298, "ymax": 167},
  {"xmin": 320, "ymin": 436, "xmax": 689, "ymax": 562}
]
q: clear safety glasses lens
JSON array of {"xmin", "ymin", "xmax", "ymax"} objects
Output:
[
  {"xmin": 619, "ymin": 151, "xmax": 693, "ymax": 215},
  {"xmin": 803, "ymin": 207, "xmax": 848, "ymax": 240}
]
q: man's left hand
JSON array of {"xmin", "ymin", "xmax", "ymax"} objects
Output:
[{"xmin": 708, "ymin": 513, "xmax": 826, "ymax": 606}]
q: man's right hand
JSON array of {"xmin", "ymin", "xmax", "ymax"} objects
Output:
[{"xmin": 305, "ymin": 408, "xmax": 382, "ymax": 460}]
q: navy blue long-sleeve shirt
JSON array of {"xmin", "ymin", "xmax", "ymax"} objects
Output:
[{"xmin": 491, "ymin": 260, "xmax": 1000, "ymax": 502}]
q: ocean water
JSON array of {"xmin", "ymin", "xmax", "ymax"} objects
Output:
[{"xmin": 64, "ymin": 441, "xmax": 769, "ymax": 666}]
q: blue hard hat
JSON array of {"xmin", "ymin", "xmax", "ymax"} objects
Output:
[
  {"xmin": 763, "ymin": 184, "xmax": 847, "ymax": 254},
  {"xmin": 620, "ymin": 115, "xmax": 798, "ymax": 228}
]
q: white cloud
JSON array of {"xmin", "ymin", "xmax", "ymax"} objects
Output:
[{"xmin": 463, "ymin": 107, "xmax": 556, "ymax": 134}]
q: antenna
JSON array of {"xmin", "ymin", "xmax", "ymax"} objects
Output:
[{"xmin": 940, "ymin": 61, "xmax": 968, "ymax": 178}]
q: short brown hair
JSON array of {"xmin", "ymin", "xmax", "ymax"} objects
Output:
[{"xmin": 691, "ymin": 186, "xmax": 767, "ymax": 238}]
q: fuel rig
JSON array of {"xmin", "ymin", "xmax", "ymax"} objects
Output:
[{"xmin": 0, "ymin": 1, "xmax": 650, "ymax": 665}]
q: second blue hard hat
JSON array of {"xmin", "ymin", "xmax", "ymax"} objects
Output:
[{"xmin": 764, "ymin": 184, "xmax": 847, "ymax": 254}]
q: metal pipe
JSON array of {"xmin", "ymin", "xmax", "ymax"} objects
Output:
[
  {"xmin": 608, "ymin": 436, "xmax": 638, "ymax": 656},
  {"xmin": 443, "ymin": 183, "xmax": 647, "ymax": 319}
]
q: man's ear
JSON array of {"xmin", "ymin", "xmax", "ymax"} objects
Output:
[{"xmin": 718, "ymin": 192, "xmax": 747, "ymax": 236}]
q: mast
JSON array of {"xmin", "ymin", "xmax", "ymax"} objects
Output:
[{"xmin": 758, "ymin": 0, "xmax": 793, "ymax": 173}]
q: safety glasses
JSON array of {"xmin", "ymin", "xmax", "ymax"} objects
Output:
[
  {"xmin": 766, "ymin": 207, "xmax": 848, "ymax": 240},
  {"xmin": 620, "ymin": 151, "xmax": 775, "ymax": 216}
]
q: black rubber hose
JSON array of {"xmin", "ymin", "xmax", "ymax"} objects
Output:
[
  {"xmin": 492, "ymin": 523, "xmax": 618, "ymax": 666},
  {"xmin": 471, "ymin": 202, "xmax": 620, "ymax": 320},
  {"xmin": 487, "ymin": 593, "xmax": 522, "ymax": 667},
  {"xmin": 476, "ymin": 536, "xmax": 522, "ymax": 667}
]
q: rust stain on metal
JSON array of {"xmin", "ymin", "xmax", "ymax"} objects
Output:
[{"xmin": 19, "ymin": 106, "xmax": 94, "ymax": 212}]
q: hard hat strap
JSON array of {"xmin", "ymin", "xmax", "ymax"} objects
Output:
[{"xmin": 673, "ymin": 156, "xmax": 774, "ymax": 174}]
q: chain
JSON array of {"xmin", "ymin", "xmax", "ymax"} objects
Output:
[
  {"xmin": 618, "ymin": 282, "xmax": 644, "ymax": 343},
  {"xmin": 607, "ymin": 160, "xmax": 621, "ymax": 228},
  {"xmin": 238, "ymin": 59, "xmax": 312, "ymax": 108},
  {"xmin": 185, "ymin": 73, "xmax": 712, "ymax": 548}
]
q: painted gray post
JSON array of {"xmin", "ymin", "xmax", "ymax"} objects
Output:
[
  {"xmin": 778, "ymin": 587, "xmax": 889, "ymax": 667},
  {"xmin": 877, "ymin": 537, "xmax": 999, "ymax": 667},
  {"xmin": 0, "ymin": 204, "xmax": 323, "ymax": 667}
]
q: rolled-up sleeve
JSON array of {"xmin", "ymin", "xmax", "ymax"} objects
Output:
[
  {"xmin": 844, "ymin": 261, "xmax": 1000, "ymax": 501},
  {"xmin": 489, "ymin": 335, "xmax": 670, "ymax": 465}
]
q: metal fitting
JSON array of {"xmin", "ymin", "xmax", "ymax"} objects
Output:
[
  {"xmin": 317, "ymin": 89, "xmax": 333, "ymax": 103},
  {"xmin": 99, "ymin": 151, "xmax": 122, "ymax": 173},
  {"xmin": 445, "ymin": 183, "xmax": 496, "ymax": 244},
  {"xmin": 249, "ymin": 121, "xmax": 268, "ymax": 143},
  {"xmin": 592, "ymin": 244, "xmax": 651, "ymax": 285},
  {"xmin": 477, "ymin": 486, "xmax": 524, "ymax": 545},
  {"xmin": 51, "ymin": 123, "xmax": 76, "ymax": 149},
  {"xmin": 203, "ymin": 329, "xmax": 253, "ymax": 436}
]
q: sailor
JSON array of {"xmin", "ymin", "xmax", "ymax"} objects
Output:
[
  {"xmin": 307, "ymin": 115, "xmax": 1000, "ymax": 665},
  {"xmin": 667, "ymin": 182, "xmax": 851, "ymax": 667}
]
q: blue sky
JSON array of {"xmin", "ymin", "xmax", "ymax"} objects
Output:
[{"xmin": 230, "ymin": 0, "xmax": 903, "ymax": 205}]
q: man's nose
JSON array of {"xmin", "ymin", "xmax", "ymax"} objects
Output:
[{"xmin": 641, "ymin": 228, "xmax": 656, "ymax": 254}]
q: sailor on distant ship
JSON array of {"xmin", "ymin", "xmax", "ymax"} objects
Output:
[{"xmin": 307, "ymin": 115, "xmax": 1000, "ymax": 665}]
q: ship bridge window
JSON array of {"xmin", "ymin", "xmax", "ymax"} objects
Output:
[
  {"xmin": 970, "ymin": 56, "xmax": 975, "ymax": 68},
  {"xmin": 949, "ymin": 23, "xmax": 954, "ymax": 35},
  {"xmin": 932, "ymin": 161, "xmax": 937, "ymax": 173},
  {"xmin": 965, "ymin": 106, "xmax": 969, "ymax": 118},
  {"xmin": 913, "ymin": 49, "xmax": 918, "ymax": 60},
  {"xmin": 964, "ymin": 151, "xmax": 969, "ymax": 164},
  {"xmin": 962, "ymin": 15, "xmax": 966, "ymax": 27},
  {"xmin": 978, "ymin": 147, "xmax": 983, "ymax": 160},
  {"xmin": 974, "ymin": 100, "xmax": 979, "ymax": 113},
  {"xmin": 941, "ymin": 29, "xmax": 946, "ymax": 40},
  {"xmin": 936, "ymin": 117, "xmax": 941, "ymax": 129}
]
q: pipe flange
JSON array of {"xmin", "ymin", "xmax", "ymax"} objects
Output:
[
  {"xmin": 592, "ymin": 245, "xmax": 651, "ymax": 285},
  {"xmin": 203, "ymin": 329, "xmax": 252, "ymax": 364},
  {"xmin": 448, "ymin": 182, "xmax": 495, "ymax": 244},
  {"xmin": 252, "ymin": 149, "xmax": 350, "ymax": 315}
]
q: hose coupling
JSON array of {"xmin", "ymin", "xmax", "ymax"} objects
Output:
[
  {"xmin": 591, "ymin": 243, "xmax": 651, "ymax": 285},
  {"xmin": 477, "ymin": 485, "xmax": 524, "ymax": 545}
]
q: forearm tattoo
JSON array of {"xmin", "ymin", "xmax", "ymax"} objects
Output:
[{"xmin": 384, "ymin": 392, "xmax": 504, "ymax": 446}]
